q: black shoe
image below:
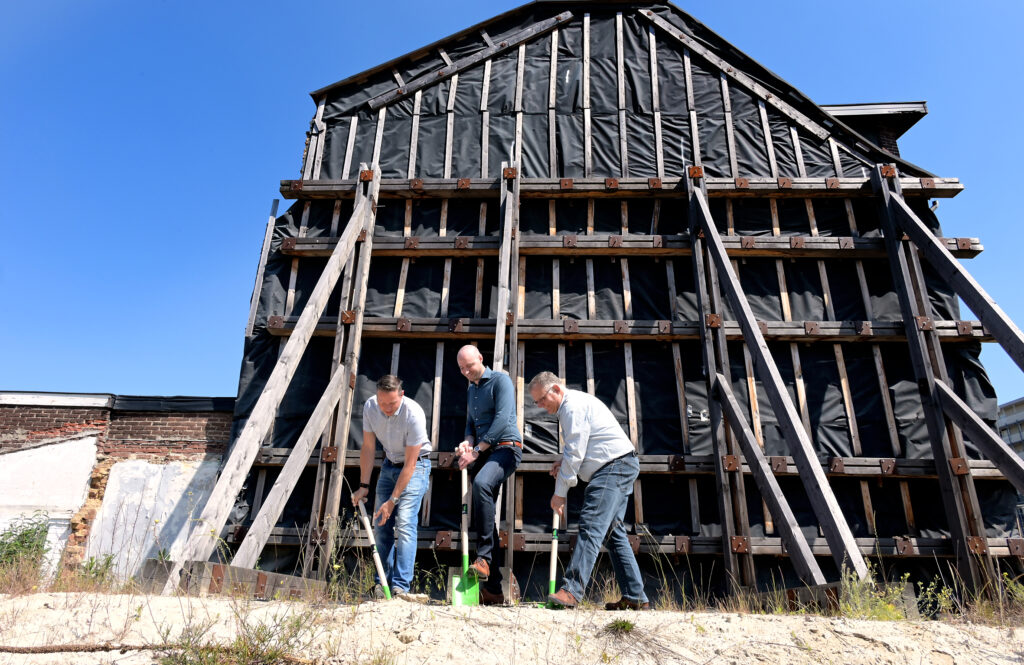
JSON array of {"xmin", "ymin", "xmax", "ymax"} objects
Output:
[
  {"xmin": 368, "ymin": 583, "xmax": 387, "ymax": 600},
  {"xmin": 605, "ymin": 596, "xmax": 650, "ymax": 611}
]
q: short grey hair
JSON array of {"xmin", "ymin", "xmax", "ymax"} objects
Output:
[
  {"xmin": 376, "ymin": 374, "xmax": 403, "ymax": 393},
  {"xmin": 527, "ymin": 371, "xmax": 560, "ymax": 394}
]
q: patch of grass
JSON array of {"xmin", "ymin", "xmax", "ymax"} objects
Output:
[
  {"xmin": 0, "ymin": 511, "xmax": 49, "ymax": 594},
  {"xmin": 603, "ymin": 618, "xmax": 635, "ymax": 636},
  {"xmin": 837, "ymin": 564, "xmax": 908, "ymax": 621}
]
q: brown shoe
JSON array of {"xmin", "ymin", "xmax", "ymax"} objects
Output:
[
  {"xmin": 547, "ymin": 588, "xmax": 578, "ymax": 608},
  {"xmin": 480, "ymin": 586, "xmax": 505, "ymax": 606},
  {"xmin": 469, "ymin": 557, "xmax": 490, "ymax": 581},
  {"xmin": 605, "ymin": 596, "xmax": 650, "ymax": 611}
]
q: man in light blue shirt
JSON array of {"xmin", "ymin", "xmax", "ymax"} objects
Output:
[
  {"xmin": 351, "ymin": 374, "xmax": 431, "ymax": 598},
  {"xmin": 528, "ymin": 371, "xmax": 649, "ymax": 611}
]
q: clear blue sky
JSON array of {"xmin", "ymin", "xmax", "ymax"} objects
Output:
[{"xmin": 2, "ymin": 1, "xmax": 1023, "ymax": 402}]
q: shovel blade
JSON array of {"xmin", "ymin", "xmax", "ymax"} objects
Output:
[{"xmin": 448, "ymin": 567, "xmax": 480, "ymax": 606}]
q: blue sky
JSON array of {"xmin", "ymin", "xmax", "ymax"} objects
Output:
[{"xmin": 2, "ymin": 1, "xmax": 1023, "ymax": 402}]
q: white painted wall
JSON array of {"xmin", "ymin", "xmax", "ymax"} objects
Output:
[
  {"xmin": 85, "ymin": 458, "xmax": 219, "ymax": 579},
  {"xmin": 0, "ymin": 436, "xmax": 98, "ymax": 575}
]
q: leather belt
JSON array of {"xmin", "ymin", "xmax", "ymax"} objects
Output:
[{"xmin": 497, "ymin": 441, "xmax": 523, "ymax": 448}]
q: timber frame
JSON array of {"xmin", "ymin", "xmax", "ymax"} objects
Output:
[{"xmin": 165, "ymin": 3, "xmax": 1024, "ymax": 599}]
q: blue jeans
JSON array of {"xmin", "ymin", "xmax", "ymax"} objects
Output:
[
  {"xmin": 373, "ymin": 457, "xmax": 430, "ymax": 593},
  {"xmin": 560, "ymin": 453, "xmax": 647, "ymax": 604},
  {"xmin": 471, "ymin": 444, "xmax": 521, "ymax": 592}
]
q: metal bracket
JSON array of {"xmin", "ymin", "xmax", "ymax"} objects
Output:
[
  {"xmin": 838, "ymin": 237, "xmax": 854, "ymax": 250},
  {"xmin": 438, "ymin": 452, "xmax": 457, "ymax": 469},
  {"xmin": 310, "ymin": 527, "xmax": 329, "ymax": 545},
  {"xmin": 706, "ymin": 313, "xmax": 722, "ymax": 329},
  {"xmin": 358, "ymin": 229, "xmax": 367, "ymax": 242},
  {"xmin": 560, "ymin": 178, "xmax": 574, "ymax": 190},
  {"xmin": 730, "ymin": 536, "xmax": 750, "ymax": 553},
  {"xmin": 956, "ymin": 321, "xmax": 974, "ymax": 335},
  {"xmin": 280, "ymin": 238, "xmax": 297, "ymax": 251},
  {"xmin": 608, "ymin": 235, "xmax": 623, "ymax": 248},
  {"xmin": 879, "ymin": 458, "xmax": 896, "ymax": 474},
  {"xmin": 804, "ymin": 321, "xmax": 820, "ymax": 335},
  {"xmin": 674, "ymin": 535, "xmax": 691, "ymax": 554},
  {"xmin": 658, "ymin": 320, "xmax": 672, "ymax": 334},
  {"xmin": 956, "ymin": 237, "xmax": 972, "ymax": 251},
  {"xmin": 740, "ymin": 236, "xmax": 756, "ymax": 249},
  {"xmin": 396, "ymin": 318, "xmax": 411, "ymax": 332},
  {"xmin": 770, "ymin": 456, "xmax": 788, "ymax": 473},
  {"xmin": 915, "ymin": 316, "xmax": 934, "ymax": 331},
  {"xmin": 614, "ymin": 320, "xmax": 629, "ymax": 334},
  {"xmin": 349, "ymin": 372, "xmax": 357, "ymax": 389},
  {"xmin": 648, "ymin": 177, "xmax": 662, "ymax": 190},
  {"xmin": 267, "ymin": 315, "xmax": 284, "ymax": 330},
  {"xmin": 448, "ymin": 318, "xmax": 465, "ymax": 333},
  {"xmin": 778, "ymin": 177, "xmax": 792, "ymax": 189},
  {"xmin": 289, "ymin": 181, "xmax": 303, "ymax": 192},
  {"xmin": 669, "ymin": 455, "xmax": 686, "ymax": 471},
  {"xmin": 967, "ymin": 537, "xmax": 987, "ymax": 555},
  {"xmin": 790, "ymin": 236, "xmax": 805, "ymax": 249},
  {"xmin": 209, "ymin": 564, "xmax": 225, "ymax": 593},
  {"xmin": 949, "ymin": 458, "xmax": 969, "ymax": 476},
  {"xmin": 505, "ymin": 311, "xmax": 514, "ymax": 326},
  {"xmin": 410, "ymin": 178, "xmax": 424, "ymax": 192},
  {"xmin": 454, "ymin": 236, "xmax": 470, "ymax": 249},
  {"xmin": 757, "ymin": 321, "xmax": 768, "ymax": 335},
  {"xmin": 563, "ymin": 319, "xmax": 579, "ymax": 333},
  {"xmin": 605, "ymin": 178, "xmax": 619, "ymax": 190},
  {"xmin": 628, "ymin": 535, "xmax": 640, "ymax": 553},
  {"xmin": 321, "ymin": 446, "xmax": 338, "ymax": 463},
  {"xmin": 457, "ymin": 178, "xmax": 471, "ymax": 190},
  {"xmin": 722, "ymin": 454, "xmax": 739, "ymax": 472},
  {"xmin": 735, "ymin": 177, "xmax": 750, "ymax": 190},
  {"xmin": 255, "ymin": 572, "xmax": 268, "ymax": 599},
  {"xmin": 359, "ymin": 169, "xmax": 374, "ymax": 182},
  {"xmin": 829, "ymin": 457, "xmax": 845, "ymax": 473},
  {"xmin": 921, "ymin": 177, "xmax": 935, "ymax": 189},
  {"xmin": 498, "ymin": 530, "xmax": 509, "ymax": 548},
  {"xmin": 1008, "ymin": 538, "xmax": 1024, "ymax": 557},
  {"xmin": 688, "ymin": 165, "xmax": 704, "ymax": 179},
  {"xmin": 880, "ymin": 165, "xmax": 897, "ymax": 178},
  {"xmin": 858, "ymin": 321, "xmax": 873, "ymax": 336},
  {"xmin": 340, "ymin": 310, "xmax": 356, "ymax": 324},
  {"xmin": 825, "ymin": 177, "xmax": 840, "ymax": 189},
  {"xmin": 563, "ymin": 235, "xmax": 578, "ymax": 248},
  {"xmin": 513, "ymin": 533, "xmax": 526, "ymax": 551},
  {"xmin": 503, "ymin": 167, "xmax": 518, "ymax": 180},
  {"xmin": 404, "ymin": 237, "xmax": 420, "ymax": 249},
  {"xmin": 435, "ymin": 530, "xmax": 454, "ymax": 550},
  {"xmin": 652, "ymin": 235, "xmax": 664, "ymax": 248},
  {"xmin": 894, "ymin": 536, "xmax": 913, "ymax": 555}
]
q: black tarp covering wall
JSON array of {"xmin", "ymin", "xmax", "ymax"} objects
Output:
[{"xmin": 232, "ymin": 2, "xmax": 1016, "ymax": 591}]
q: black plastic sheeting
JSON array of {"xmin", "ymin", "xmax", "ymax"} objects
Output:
[{"xmin": 231, "ymin": 4, "xmax": 1017, "ymax": 587}]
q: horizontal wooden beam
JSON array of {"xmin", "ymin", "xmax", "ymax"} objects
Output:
[
  {"xmin": 281, "ymin": 176, "xmax": 963, "ymax": 200},
  {"xmin": 281, "ymin": 233, "xmax": 982, "ymax": 259},
  {"xmin": 266, "ymin": 315, "xmax": 992, "ymax": 343}
]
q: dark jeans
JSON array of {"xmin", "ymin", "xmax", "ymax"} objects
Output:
[
  {"xmin": 471, "ymin": 444, "xmax": 521, "ymax": 592},
  {"xmin": 560, "ymin": 453, "xmax": 647, "ymax": 604}
]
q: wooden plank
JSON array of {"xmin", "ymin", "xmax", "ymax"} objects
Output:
[
  {"xmin": 246, "ymin": 199, "xmax": 280, "ymax": 338},
  {"xmin": 715, "ymin": 374, "xmax": 827, "ymax": 585},
  {"xmin": 367, "ymin": 11, "xmax": 574, "ymax": 110},
  {"xmin": 481, "ymin": 59, "xmax": 491, "ymax": 176},
  {"xmin": 648, "ymin": 24, "xmax": 664, "ymax": 178},
  {"xmin": 692, "ymin": 184, "xmax": 869, "ymax": 579},
  {"xmin": 683, "ymin": 48, "xmax": 701, "ymax": 166},
  {"xmin": 162, "ymin": 169, "xmax": 380, "ymax": 594},
  {"xmin": 616, "ymin": 12, "xmax": 628, "ymax": 174},
  {"xmin": 493, "ymin": 163, "xmax": 517, "ymax": 372},
  {"xmin": 720, "ymin": 73, "xmax": 739, "ymax": 178},
  {"xmin": 583, "ymin": 13, "xmax": 592, "ymax": 176}
]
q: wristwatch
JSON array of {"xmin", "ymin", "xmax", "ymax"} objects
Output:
[{"xmin": 472, "ymin": 444, "xmax": 481, "ymax": 455}]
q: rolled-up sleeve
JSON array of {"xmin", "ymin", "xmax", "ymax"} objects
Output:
[{"xmin": 555, "ymin": 400, "xmax": 591, "ymax": 497}]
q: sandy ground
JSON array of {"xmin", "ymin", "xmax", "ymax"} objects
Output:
[{"xmin": 0, "ymin": 592, "xmax": 1020, "ymax": 665}]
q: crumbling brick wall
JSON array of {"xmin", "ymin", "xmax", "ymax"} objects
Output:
[{"xmin": 0, "ymin": 405, "xmax": 109, "ymax": 453}]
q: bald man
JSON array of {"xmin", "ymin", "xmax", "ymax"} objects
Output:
[{"xmin": 454, "ymin": 344, "xmax": 522, "ymax": 605}]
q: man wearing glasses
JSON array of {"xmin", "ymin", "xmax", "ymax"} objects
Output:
[
  {"xmin": 527, "ymin": 371, "xmax": 649, "ymax": 611},
  {"xmin": 454, "ymin": 344, "xmax": 523, "ymax": 605}
]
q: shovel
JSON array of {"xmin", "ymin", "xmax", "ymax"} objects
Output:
[
  {"xmin": 547, "ymin": 510, "xmax": 560, "ymax": 606},
  {"xmin": 448, "ymin": 466, "xmax": 479, "ymax": 606},
  {"xmin": 357, "ymin": 500, "xmax": 391, "ymax": 600}
]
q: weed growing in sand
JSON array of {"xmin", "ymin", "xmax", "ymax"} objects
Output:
[
  {"xmin": 360, "ymin": 647, "xmax": 397, "ymax": 665},
  {"xmin": 838, "ymin": 564, "xmax": 908, "ymax": 621},
  {"xmin": 603, "ymin": 618, "xmax": 635, "ymax": 635},
  {"xmin": 0, "ymin": 511, "xmax": 49, "ymax": 594}
]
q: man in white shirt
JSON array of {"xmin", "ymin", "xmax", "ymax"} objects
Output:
[
  {"xmin": 528, "ymin": 371, "xmax": 649, "ymax": 610},
  {"xmin": 351, "ymin": 374, "xmax": 431, "ymax": 598}
]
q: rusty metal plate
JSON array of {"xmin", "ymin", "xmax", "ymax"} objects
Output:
[
  {"xmin": 722, "ymin": 454, "xmax": 739, "ymax": 472},
  {"xmin": 838, "ymin": 237, "xmax": 854, "ymax": 249},
  {"xmin": 311, "ymin": 527, "xmax": 329, "ymax": 545},
  {"xmin": 730, "ymin": 536, "xmax": 750, "ymax": 553},
  {"xmin": 770, "ymin": 456, "xmax": 788, "ymax": 473},
  {"xmin": 758, "ymin": 321, "xmax": 768, "ymax": 335},
  {"xmin": 358, "ymin": 229, "xmax": 367, "ymax": 242},
  {"xmin": 706, "ymin": 313, "xmax": 722, "ymax": 328},
  {"xmin": 232, "ymin": 525, "xmax": 247, "ymax": 542},
  {"xmin": 825, "ymin": 177, "xmax": 840, "ymax": 189},
  {"xmin": 280, "ymin": 238, "xmax": 297, "ymax": 251},
  {"xmin": 614, "ymin": 320, "xmax": 629, "ymax": 334},
  {"xmin": 652, "ymin": 235, "xmax": 664, "ymax": 248},
  {"xmin": 349, "ymin": 371, "xmax": 356, "ymax": 389},
  {"xmin": 804, "ymin": 321, "xmax": 820, "ymax": 335},
  {"xmin": 289, "ymin": 588, "xmax": 303, "ymax": 600},
  {"xmin": 829, "ymin": 457, "xmax": 845, "ymax": 473},
  {"xmin": 503, "ymin": 167, "xmax": 518, "ymax": 180},
  {"xmin": 658, "ymin": 320, "xmax": 672, "ymax": 334},
  {"xmin": 605, "ymin": 178, "xmax": 619, "ymax": 190},
  {"xmin": 949, "ymin": 458, "xmax": 969, "ymax": 476},
  {"xmin": 448, "ymin": 318, "xmax": 465, "ymax": 333},
  {"xmin": 267, "ymin": 315, "xmax": 284, "ymax": 330},
  {"xmin": 438, "ymin": 452, "xmax": 457, "ymax": 469},
  {"xmin": 457, "ymin": 178, "xmax": 471, "ymax": 190},
  {"xmin": 740, "ymin": 236, "xmax": 756, "ymax": 249},
  {"xmin": 688, "ymin": 165, "xmax": 704, "ymax": 178},
  {"xmin": 956, "ymin": 237, "xmax": 972, "ymax": 250},
  {"xmin": 734, "ymin": 177, "xmax": 750, "ymax": 190},
  {"xmin": 1008, "ymin": 538, "xmax": 1024, "ymax": 557},
  {"xmin": 790, "ymin": 236, "xmax": 805, "ymax": 249},
  {"xmin": 669, "ymin": 455, "xmax": 686, "ymax": 471},
  {"xmin": 513, "ymin": 533, "xmax": 526, "ymax": 551},
  {"xmin": 454, "ymin": 236, "xmax": 470, "ymax": 249},
  {"xmin": 628, "ymin": 535, "xmax": 640, "ymax": 553},
  {"xmin": 209, "ymin": 564, "xmax": 224, "ymax": 594},
  {"xmin": 435, "ymin": 530, "xmax": 453, "ymax": 550},
  {"xmin": 608, "ymin": 234, "xmax": 623, "ymax": 247},
  {"xmin": 321, "ymin": 446, "xmax": 338, "ymax": 463},
  {"xmin": 778, "ymin": 177, "xmax": 792, "ymax": 189},
  {"xmin": 410, "ymin": 178, "xmax": 424, "ymax": 192},
  {"xmin": 675, "ymin": 536, "xmax": 691, "ymax": 554},
  {"xmin": 920, "ymin": 177, "xmax": 935, "ymax": 189},
  {"xmin": 396, "ymin": 318, "xmax": 411, "ymax": 332},
  {"xmin": 499, "ymin": 530, "xmax": 509, "ymax": 548},
  {"xmin": 289, "ymin": 181, "xmax": 303, "ymax": 192},
  {"xmin": 880, "ymin": 165, "xmax": 897, "ymax": 178},
  {"xmin": 563, "ymin": 234, "xmax": 578, "ymax": 248},
  {"xmin": 255, "ymin": 572, "xmax": 268, "ymax": 599},
  {"xmin": 915, "ymin": 316, "xmax": 934, "ymax": 331},
  {"xmin": 563, "ymin": 319, "xmax": 579, "ymax": 333},
  {"xmin": 858, "ymin": 321, "xmax": 873, "ymax": 336},
  {"xmin": 359, "ymin": 169, "xmax": 374, "ymax": 182},
  {"xmin": 967, "ymin": 537, "xmax": 987, "ymax": 555},
  {"xmin": 404, "ymin": 237, "xmax": 420, "ymax": 249},
  {"xmin": 341, "ymin": 310, "xmax": 356, "ymax": 324},
  {"xmin": 894, "ymin": 536, "xmax": 913, "ymax": 555},
  {"xmin": 648, "ymin": 177, "xmax": 662, "ymax": 190},
  {"xmin": 559, "ymin": 178, "xmax": 574, "ymax": 190},
  {"xmin": 505, "ymin": 311, "xmax": 514, "ymax": 326},
  {"xmin": 879, "ymin": 458, "xmax": 896, "ymax": 474}
]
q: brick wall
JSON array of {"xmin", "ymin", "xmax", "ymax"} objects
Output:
[
  {"xmin": 0, "ymin": 405, "xmax": 109, "ymax": 453},
  {"xmin": 104, "ymin": 411, "xmax": 231, "ymax": 460}
]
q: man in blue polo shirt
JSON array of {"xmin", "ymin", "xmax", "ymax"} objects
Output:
[
  {"xmin": 455, "ymin": 344, "xmax": 522, "ymax": 605},
  {"xmin": 351, "ymin": 374, "xmax": 431, "ymax": 599}
]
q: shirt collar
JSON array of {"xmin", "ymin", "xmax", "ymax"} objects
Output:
[{"xmin": 479, "ymin": 366, "xmax": 494, "ymax": 383}]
